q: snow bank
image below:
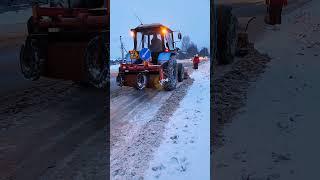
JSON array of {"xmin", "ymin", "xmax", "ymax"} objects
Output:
[
  {"xmin": 214, "ymin": 1, "xmax": 320, "ymax": 179},
  {"xmin": 110, "ymin": 64, "xmax": 119, "ymax": 73},
  {"xmin": 0, "ymin": 8, "xmax": 31, "ymax": 25},
  {"xmin": 144, "ymin": 61, "xmax": 210, "ymax": 179}
]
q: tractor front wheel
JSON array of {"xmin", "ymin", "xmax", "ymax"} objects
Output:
[
  {"xmin": 135, "ymin": 73, "xmax": 147, "ymax": 90},
  {"xmin": 116, "ymin": 73, "xmax": 124, "ymax": 87},
  {"xmin": 20, "ymin": 38, "xmax": 40, "ymax": 80},
  {"xmin": 85, "ymin": 35, "xmax": 109, "ymax": 89}
]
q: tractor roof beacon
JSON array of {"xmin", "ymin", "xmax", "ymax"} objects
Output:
[{"xmin": 116, "ymin": 23, "xmax": 187, "ymax": 91}]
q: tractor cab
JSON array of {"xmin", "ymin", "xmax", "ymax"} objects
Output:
[{"xmin": 127, "ymin": 23, "xmax": 181, "ymax": 65}]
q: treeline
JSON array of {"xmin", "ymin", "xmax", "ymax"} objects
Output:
[{"xmin": 177, "ymin": 35, "xmax": 209, "ymax": 59}]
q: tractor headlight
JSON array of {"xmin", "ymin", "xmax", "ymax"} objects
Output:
[
  {"xmin": 130, "ymin": 31, "xmax": 135, "ymax": 37},
  {"xmin": 161, "ymin": 28, "xmax": 167, "ymax": 34}
]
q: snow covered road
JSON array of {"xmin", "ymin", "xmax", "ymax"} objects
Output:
[
  {"xmin": 213, "ymin": 1, "xmax": 320, "ymax": 179},
  {"xmin": 0, "ymin": 11, "xmax": 107, "ymax": 178},
  {"xmin": 110, "ymin": 60, "xmax": 209, "ymax": 179},
  {"xmin": 144, "ymin": 61, "xmax": 210, "ymax": 180}
]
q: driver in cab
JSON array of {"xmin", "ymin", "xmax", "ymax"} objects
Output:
[{"xmin": 149, "ymin": 34, "xmax": 162, "ymax": 52}]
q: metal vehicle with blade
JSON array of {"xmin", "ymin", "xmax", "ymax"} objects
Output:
[
  {"xmin": 116, "ymin": 23, "xmax": 187, "ymax": 91},
  {"xmin": 20, "ymin": 0, "xmax": 109, "ymax": 88}
]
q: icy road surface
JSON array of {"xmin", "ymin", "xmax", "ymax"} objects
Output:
[
  {"xmin": 144, "ymin": 61, "xmax": 210, "ymax": 180},
  {"xmin": 110, "ymin": 59, "xmax": 208, "ymax": 179}
]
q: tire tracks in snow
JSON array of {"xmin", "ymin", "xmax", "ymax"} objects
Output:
[
  {"xmin": 110, "ymin": 73, "xmax": 194, "ymax": 179},
  {"xmin": 0, "ymin": 82, "xmax": 106, "ymax": 180},
  {"xmin": 212, "ymin": 46, "xmax": 271, "ymax": 151}
]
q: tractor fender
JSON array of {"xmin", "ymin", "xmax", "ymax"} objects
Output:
[{"xmin": 158, "ymin": 52, "xmax": 174, "ymax": 65}]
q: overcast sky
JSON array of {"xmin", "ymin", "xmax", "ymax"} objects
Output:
[{"xmin": 110, "ymin": 0, "xmax": 210, "ymax": 59}]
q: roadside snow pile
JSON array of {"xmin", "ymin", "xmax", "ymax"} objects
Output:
[
  {"xmin": 0, "ymin": 7, "xmax": 31, "ymax": 25},
  {"xmin": 144, "ymin": 61, "xmax": 210, "ymax": 180},
  {"xmin": 212, "ymin": 46, "xmax": 270, "ymax": 149},
  {"xmin": 214, "ymin": 1, "xmax": 320, "ymax": 179},
  {"xmin": 110, "ymin": 64, "xmax": 119, "ymax": 73}
]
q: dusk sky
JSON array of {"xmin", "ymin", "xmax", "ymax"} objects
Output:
[{"xmin": 110, "ymin": 0, "xmax": 210, "ymax": 59}]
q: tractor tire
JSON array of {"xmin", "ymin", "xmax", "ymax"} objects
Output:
[
  {"xmin": 177, "ymin": 63, "xmax": 184, "ymax": 82},
  {"xmin": 20, "ymin": 38, "xmax": 40, "ymax": 81},
  {"xmin": 162, "ymin": 56, "xmax": 177, "ymax": 91},
  {"xmin": 135, "ymin": 73, "xmax": 147, "ymax": 90},
  {"xmin": 27, "ymin": 17, "xmax": 34, "ymax": 34},
  {"xmin": 116, "ymin": 73, "xmax": 124, "ymax": 87},
  {"xmin": 215, "ymin": 5, "xmax": 238, "ymax": 64},
  {"xmin": 85, "ymin": 35, "xmax": 109, "ymax": 89}
]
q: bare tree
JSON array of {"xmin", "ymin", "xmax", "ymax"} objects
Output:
[
  {"xmin": 186, "ymin": 42, "xmax": 198, "ymax": 57},
  {"xmin": 181, "ymin": 35, "xmax": 190, "ymax": 52},
  {"xmin": 199, "ymin": 47, "xmax": 209, "ymax": 57}
]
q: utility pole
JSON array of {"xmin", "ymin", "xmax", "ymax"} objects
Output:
[{"xmin": 120, "ymin": 36, "xmax": 124, "ymax": 63}]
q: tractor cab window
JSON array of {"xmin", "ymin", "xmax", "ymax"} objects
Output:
[
  {"xmin": 164, "ymin": 32, "xmax": 174, "ymax": 51},
  {"xmin": 136, "ymin": 32, "xmax": 145, "ymax": 51},
  {"xmin": 136, "ymin": 32, "xmax": 163, "ymax": 52},
  {"xmin": 148, "ymin": 33, "xmax": 163, "ymax": 52}
]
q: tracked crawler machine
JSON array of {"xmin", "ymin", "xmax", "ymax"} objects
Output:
[{"xmin": 20, "ymin": 0, "xmax": 109, "ymax": 88}]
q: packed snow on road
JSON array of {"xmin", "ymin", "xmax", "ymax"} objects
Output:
[
  {"xmin": 144, "ymin": 61, "xmax": 210, "ymax": 180},
  {"xmin": 214, "ymin": 0, "xmax": 320, "ymax": 179}
]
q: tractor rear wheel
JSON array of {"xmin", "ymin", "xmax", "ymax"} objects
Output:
[
  {"xmin": 177, "ymin": 63, "xmax": 184, "ymax": 82},
  {"xmin": 85, "ymin": 35, "xmax": 109, "ymax": 89},
  {"xmin": 215, "ymin": 5, "xmax": 238, "ymax": 64},
  {"xmin": 162, "ymin": 57, "xmax": 177, "ymax": 91}
]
